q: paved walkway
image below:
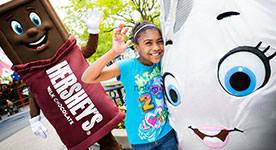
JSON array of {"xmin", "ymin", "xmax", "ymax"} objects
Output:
[
  {"xmin": 0, "ymin": 115, "xmax": 67, "ymax": 150},
  {"xmin": 0, "ymin": 108, "xmax": 131, "ymax": 150},
  {"xmin": 0, "ymin": 80, "xmax": 130, "ymax": 150}
]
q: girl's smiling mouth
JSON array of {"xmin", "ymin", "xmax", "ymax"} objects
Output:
[{"xmin": 150, "ymin": 52, "xmax": 162, "ymax": 57}]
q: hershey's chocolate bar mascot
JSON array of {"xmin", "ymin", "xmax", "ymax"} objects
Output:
[{"xmin": 0, "ymin": 0, "xmax": 125, "ymax": 149}]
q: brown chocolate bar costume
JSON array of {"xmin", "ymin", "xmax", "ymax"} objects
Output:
[{"xmin": 0, "ymin": 0, "xmax": 124, "ymax": 149}]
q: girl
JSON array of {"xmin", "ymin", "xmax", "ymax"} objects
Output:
[{"xmin": 82, "ymin": 21, "xmax": 178, "ymax": 150}]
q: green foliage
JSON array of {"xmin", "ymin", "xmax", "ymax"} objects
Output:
[
  {"xmin": 60, "ymin": 0, "xmax": 160, "ymax": 62},
  {"xmin": 116, "ymin": 105, "xmax": 126, "ymax": 129},
  {"xmin": 0, "ymin": 76, "xmax": 12, "ymax": 83}
]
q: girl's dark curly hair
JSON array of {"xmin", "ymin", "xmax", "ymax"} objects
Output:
[{"xmin": 130, "ymin": 21, "xmax": 161, "ymax": 44}]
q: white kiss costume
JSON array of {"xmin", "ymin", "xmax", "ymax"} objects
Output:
[{"xmin": 159, "ymin": 0, "xmax": 276, "ymax": 149}]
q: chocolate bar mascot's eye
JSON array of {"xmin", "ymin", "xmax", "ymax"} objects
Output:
[{"xmin": 0, "ymin": 0, "xmax": 125, "ymax": 150}]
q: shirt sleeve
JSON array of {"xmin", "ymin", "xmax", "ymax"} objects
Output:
[{"xmin": 115, "ymin": 58, "xmax": 130, "ymax": 82}]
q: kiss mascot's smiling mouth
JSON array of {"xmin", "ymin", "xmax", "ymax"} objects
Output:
[
  {"xmin": 27, "ymin": 33, "xmax": 48, "ymax": 51},
  {"xmin": 189, "ymin": 126, "xmax": 244, "ymax": 148}
]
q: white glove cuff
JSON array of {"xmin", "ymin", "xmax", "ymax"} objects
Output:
[
  {"xmin": 29, "ymin": 115, "xmax": 41, "ymax": 124},
  {"xmin": 88, "ymin": 28, "xmax": 100, "ymax": 34}
]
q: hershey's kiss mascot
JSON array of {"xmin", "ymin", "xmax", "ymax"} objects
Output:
[
  {"xmin": 159, "ymin": 0, "xmax": 276, "ymax": 149},
  {"xmin": 0, "ymin": 0, "xmax": 125, "ymax": 150}
]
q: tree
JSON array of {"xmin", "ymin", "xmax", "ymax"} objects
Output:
[
  {"xmin": 0, "ymin": 76, "xmax": 12, "ymax": 84},
  {"xmin": 60, "ymin": 0, "xmax": 160, "ymax": 62}
]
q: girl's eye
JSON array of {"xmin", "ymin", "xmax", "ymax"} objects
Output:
[
  {"xmin": 158, "ymin": 40, "xmax": 164, "ymax": 44},
  {"xmin": 218, "ymin": 46, "xmax": 271, "ymax": 97},
  {"xmin": 29, "ymin": 12, "xmax": 41, "ymax": 26},
  {"xmin": 145, "ymin": 42, "xmax": 152, "ymax": 45},
  {"xmin": 163, "ymin": 72, "xmax": 181, "ymax": 106},
  {"xmin": 11, "ymin": 21, "xmax": 23, "ymax": 35}
]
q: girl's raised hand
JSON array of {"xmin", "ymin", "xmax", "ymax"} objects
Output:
[{"xmin": 112, "ymin": 24, "xmax": 131, "ymax": 55}]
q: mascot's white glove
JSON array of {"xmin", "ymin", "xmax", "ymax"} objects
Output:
[
  {"xmin": 29, "ymin": 116, "xmax": 48, "ymax": 139},
  {"xmin": 81, "ymin": 9, "xmax": 103, "ymax": 34}
]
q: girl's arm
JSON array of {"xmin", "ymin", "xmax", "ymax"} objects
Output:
[{"xmin": 82, "ymin": 24, "xmax": 131, "ymax": 83}]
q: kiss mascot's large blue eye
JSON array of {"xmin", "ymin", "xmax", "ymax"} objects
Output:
[
  {"xmin": 163, "ymin": 72, "xmax": 181, "ymax": 106},
  {"xmin": 218, "ymin": 44, "xmax": 272, "ymax": 97},
  {"xmin": 224, "ymin": 66, "xmax": 256, "ymax": 96},
  {"xmin": 29, "ymin": 12, "xmax": 41, "ymax": 26},
  {"xmin": 11, "ymin": 21, "xmax": 23, "ymax": 35}
]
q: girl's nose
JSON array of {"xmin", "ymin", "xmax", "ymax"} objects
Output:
[
  {"xmin": 153, "ymin": 43, "xmax": 161, "ymax": 51},
  {"xmin": 26, "ymin": 28, "xmax": 38, "ymax": 37}
]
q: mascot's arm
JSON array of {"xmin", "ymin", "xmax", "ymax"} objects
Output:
[
  {"xmin": 80, "ymin": 9, "xmax": 103, "ymax": 58},
  {"xmin": 28, "ymin": 89, "xmax": 48, "ymax": 139},
  {"xmin": 29, "ymin": 89, "xmax": 40, "ymax": 118},
  {"xmin": 81, "ymin": 34, "xmax": 98, "ymax": 58}
]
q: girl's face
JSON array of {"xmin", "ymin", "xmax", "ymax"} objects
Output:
[{"xmin": 135, "ymin": 28, "xmax": 164, "ymax": 66}]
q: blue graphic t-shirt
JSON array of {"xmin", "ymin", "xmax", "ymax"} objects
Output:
[{"xmin": 116, "ymin": 58, "xmax": 172, "ymax": 145}]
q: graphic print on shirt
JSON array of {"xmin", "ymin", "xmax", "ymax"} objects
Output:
[{"xmin": 134, "ymin": 66, "xmax": 168, "ymax": 142}]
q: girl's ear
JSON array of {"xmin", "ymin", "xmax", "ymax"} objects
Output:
[{"xmin": 134, "ymin": 44, "xmax": 139, "ymax": 52}]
